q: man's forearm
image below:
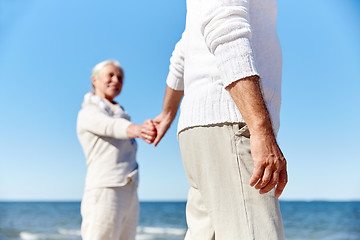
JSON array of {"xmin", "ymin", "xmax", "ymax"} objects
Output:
[
  {"xmin": 227, "ymin": 75, "xmax": 287, "ymax": 198},
  {"xmin": 162, "ymin": 86, "xmax": 184, "ymax": 121},
  {"xmin": 226, "ymin": 75, "xmax": 274, "ymax": 137}
]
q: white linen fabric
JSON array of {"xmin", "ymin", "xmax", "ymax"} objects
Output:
[
  {"xmin": 77, "ymin": 92, "xmax": 138, "ymax": 191},
  {"xmin": 81, "ymin": 184, "xmax": 139, "ymax": 240},
  {"xmin": 179, "ymin": 124, "xmax": 285, "ymax": 239}
]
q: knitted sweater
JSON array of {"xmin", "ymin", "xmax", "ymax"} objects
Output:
[
  {"xmin": 77, "ymin": 93, "xmax": 138, "ymax": 190},
  {"xmin": 166, "ymin": 0, "xmax": 282, "ymax": 135}
]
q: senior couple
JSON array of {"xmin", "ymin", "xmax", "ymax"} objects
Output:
[{"xmin": 77, "ymin": 0, "xmax": 288, "ymax": 239}]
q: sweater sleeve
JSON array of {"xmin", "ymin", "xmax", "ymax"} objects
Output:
[
  {"xmin": 166, "ymin": 37, "xmax": 185, "ymax": 91},
  {"xmin": 77, "ymin": 106, "xmax": 132, "ymax": 139},
  {"xmin": 201, "ymin": 0, "xmax": 259, "ymax": 88}
]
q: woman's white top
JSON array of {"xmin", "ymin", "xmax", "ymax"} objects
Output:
[{"xmin": 77, "ymin": 93, "xmax": 138, "ymax": 190}]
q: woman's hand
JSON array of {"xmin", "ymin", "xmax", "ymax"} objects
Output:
[{"xmin": 140, "ymin": 119, "xmax": 157, "ymax": 144}]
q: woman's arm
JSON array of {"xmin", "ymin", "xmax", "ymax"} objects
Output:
[
  {"xmin": 77, "ymin": 106, "xmax": 132, "ymax": 139},
  {"xmin": 77, "ymin": 107, "xmax": 156, "ymax": 143}
]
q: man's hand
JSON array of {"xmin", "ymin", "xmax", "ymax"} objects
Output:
[
  {"xmin": 153, "ymin": 86, "xmax": 183, "ymax": 146},
  {"xmin": 140, "ymin": 119, "xmax": 157, "ymax": 144},
  {"xmin": 153, "ymin": 112, "xmax": 173, "ymax": 146},
  {"xmin": 249, "ymin": 132, "xmax": 288, "ymax": 198},
  {"xmin": 227, "ymin": 76, "xmax": 288, "ymax": 198}
]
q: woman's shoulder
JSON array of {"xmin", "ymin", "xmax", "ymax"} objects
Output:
[{"xmin": 78, "ymin": 104, "xmax": 103, "ymax": 119}]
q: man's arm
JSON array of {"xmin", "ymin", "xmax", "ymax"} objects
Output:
[
  {"xmin": 153, "ymin": 34, "xmax": 185, "ymax": 146},
  {"xmin": 153, "ymin": 86, "xmax": 184, "ymax": 146},
  {"xmin": 199, "ymin": 0, "xmax": 287, "ymax": 198},
  {"xmin": 226, "ymin": 75, "xmax": 287, "ymax": 198}
]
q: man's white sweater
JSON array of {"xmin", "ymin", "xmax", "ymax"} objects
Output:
[{"xmin": 166, "ymin": 0, "xmax": 282, "ymax": 135}]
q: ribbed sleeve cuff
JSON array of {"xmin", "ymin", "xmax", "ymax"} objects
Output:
[
  {"xmin": 215, "ymin": 37, "xmax": 259, "ymax": 88},
  {"xmin": 166, "ymin": 71, "xmax": 184, "ymax": 91},
  {"xmin": 113, "ymin": 118, "xmax": 132, "ymax": 139}
]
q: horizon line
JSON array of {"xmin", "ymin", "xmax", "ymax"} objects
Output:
[{"xmin": 1, "ymin": 198, "xmax": 359, "ymax": 203}]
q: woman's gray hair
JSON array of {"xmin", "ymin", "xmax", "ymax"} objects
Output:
[
  {"xmin": 91, "ymin": 59, "xmax": 123, "ymax": 79},
  {"xmin": 91, "ymin": 60, "xmax": 124, "ymax": 91}
]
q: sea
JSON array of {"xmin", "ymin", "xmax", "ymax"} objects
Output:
[{"xmin": 0, "ymin": 201, "xmax": 359, "ymax": 240}]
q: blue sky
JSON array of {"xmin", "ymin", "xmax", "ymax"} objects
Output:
[{"xmin": 0, "ymin": 0, "xmax": 359, "ymax": 201}]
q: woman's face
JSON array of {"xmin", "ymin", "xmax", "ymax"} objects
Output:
[{"xmin": 92, "ymin": 64, "xmax": 123, "ymax": 102}]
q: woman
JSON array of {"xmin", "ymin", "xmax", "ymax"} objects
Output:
[{"xmin": 77, "ymin": 60, "xmax": 157, "ymax": 240}]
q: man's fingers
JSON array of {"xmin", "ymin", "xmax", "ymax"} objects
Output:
[
  {"xmin": 144, "ymin": 119, "xmax": 153, "ymax": 127},
  {"xmin": 250, "ymin": 165, "xmax": 264, "ymax": 187},
  {"xmin": 153, "ymin": 136, "xmax": 162, "ymax": 146},
  {"xmin": 255, "ymin": 167, "xmax": 272, "ymax": 190},
  {"xmin": 259, "ymin": 171, "xmax": 279, "ymax": 195},
  {"xmin": 154, "ymin": 130, "xmax": 165, "ymax": 147},
  {"xmin": 152, "ymin": 113, "xmax": 173, "ymax": 147},
  {"xmin": 144, "ymin": 120, "xmax": 156, "ymax": 130},
  {"xmin": 274, "ymin": 169, "xmax": 288, "ymax": 198}
]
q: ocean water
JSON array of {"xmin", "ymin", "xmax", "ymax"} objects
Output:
[{"xmin": 0, "ymin": 201, "xmax": 359, "ymax": 240}]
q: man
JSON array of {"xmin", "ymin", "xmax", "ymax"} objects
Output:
[{"xmin": 154, "ymin": 0, "xmax": 287, "ymax": 239}]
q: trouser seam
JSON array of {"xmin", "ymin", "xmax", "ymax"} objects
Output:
[{"xmin": 233, "ymin": 126, "xmax": 255, "ymax": 240}]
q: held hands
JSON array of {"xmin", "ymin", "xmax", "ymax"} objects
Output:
[
  {"xmin": 138, "ymin": 111, "xmax": 174, "ymax": 146},
  {"xmin": 150, "ymin": 86, "xmax": 183, "ymax": 146},
  {"xmin": 140, "ymin": 119, "xmax": 157, "ymax": 144},
  {"xmin": 153, "ymin": 112, "xmax": 174, "ymax": 147},
  {"xmin": 249, "ymin": 132, "xmax": 288, "ymax": 198}
]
